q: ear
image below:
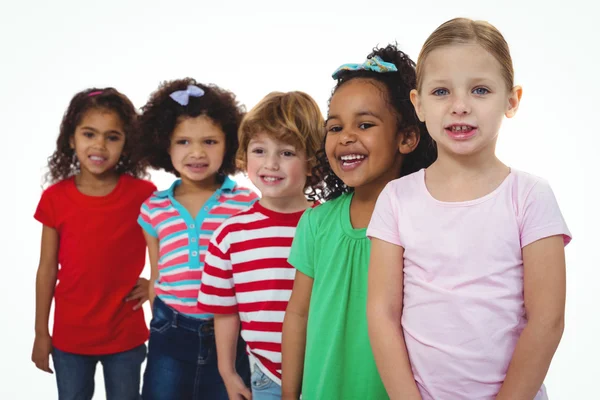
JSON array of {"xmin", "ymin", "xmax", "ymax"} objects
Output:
[
  {"xmin": 506, "ymin": 85, "xmax": 523, "ymax": 118},
  {"xmin": 410, "ymin": 89, "xmax": 426, "ymax": 122},
  {"xmin": 398, "ymin": 127, "xmax": 420, "ymax": 155},
  {"xmin": 69, "ymin": 135, "xmax": 75, "ymax": 149}
]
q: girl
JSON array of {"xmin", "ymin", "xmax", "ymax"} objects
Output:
[
  {"xmin": 32, "ymin": 88, "xmax": 156, "ymax": 400},
  {"xmin": 367, "ymin": 18, "xmax": 571, "ymax": 400},
  {"xmin": 281, "ymin": 45, "xmax": 437, "ymax": 399},
  {"xmin": 138, "ymin": 78, "xmax": 258, "ymax": 400}
]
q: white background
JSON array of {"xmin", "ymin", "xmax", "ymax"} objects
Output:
[{"xmin": 1, "ymin": 0, "xmax": 598, "ymax": 398}]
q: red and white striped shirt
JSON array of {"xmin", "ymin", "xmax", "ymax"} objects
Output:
[{"xmin": 198, "ymin": 201, "xmax": 305, "ymax": 385}]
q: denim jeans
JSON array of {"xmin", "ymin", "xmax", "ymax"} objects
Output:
[
  {"xmin": 141, "ymin": 297, "xmax": 250, "ymax": 400},
  {"xmin": 251, "ymin": 365, "xmax": 282, "ymax": 400},
  {"xmin": 52, "ymin": 344, "xmax": 146, "ymax": 400}
]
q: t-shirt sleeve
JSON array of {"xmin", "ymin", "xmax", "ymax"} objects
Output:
[
  {"xmin": 519, "ymin": 179, "xmax": 571, "ymax": 248},
  {"xmin": 367, "ymin": 183, "xmax": 403, "ymax": 247},
  {"xmin": 137, "ymin": 199, "xmax": 157, "ymax": 237},
  {"xmin": 198, "ymin": 228, "xmax": 238, "ymax": 314},
  {"xmin": 34, "ymin": 188, "xmax": 56, "ymax": 228},
  {"xmin": 288, "ymin": 208, "xmax": 316, "ymax": 278}
]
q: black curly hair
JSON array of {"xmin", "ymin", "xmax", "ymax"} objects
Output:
[
  {"xmin": 139, "ymin": 78, "xmax": 245, "ymax": 180},
  {"xmin": 45, "ymin": 87, "xmax": 146, "ymax": 184},
  {"xmin": 314, "ymin": 44, "xmax": 437, "ymax": 202}
]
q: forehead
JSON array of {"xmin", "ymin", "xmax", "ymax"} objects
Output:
[
  {"xmin": 248, "ymin": 131, "xmax": 299, "ymax": 148},
  {"xmin": 421, "ymin": 43, "xmax": 505, "ymax": 85},
  {"xmin": 172, "ymin": 115, "xmax": 224, "ymax": 137},
  {"xmin": 329, "ymin": 78, "xmax": 390, "ymax": 117},
  {"xmin": 78, "ymin": 108, "xmax": 123, "ymax": 129}
]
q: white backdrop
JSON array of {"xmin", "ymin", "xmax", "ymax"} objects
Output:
[{"xmin": 1, "ymin": 0, "xmax": 598, "ymax": 398}]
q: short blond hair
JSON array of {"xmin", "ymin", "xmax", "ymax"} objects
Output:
[
  {"xmin": 416, "ymin": 18, "xmax": 514, "ymax": 91},
  {"xmin": 237, "ymin": 91, "xmax": 324, "ymax": 172}
]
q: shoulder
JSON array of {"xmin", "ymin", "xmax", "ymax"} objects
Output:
[
  {"xmin": 226, "ymin": 184, "xmax": 259, "ymax": 203},
  {"xmin": 510, "ymin": 169, "xmax": 551, "ymax": 194},
  {"xmin": 42, "ymin": 178, "xmax": 72, "ymax": 196},
  {"xmin": 303, "ymin": 192, "xmax": 347, "ymax": 226},
  {"xmin": 122, "ymin": 174, "xmax": 157, "ymax": 199},
  {"xmin": 384, "ymin": 169, "xmax": 424, "ymax": 199}
]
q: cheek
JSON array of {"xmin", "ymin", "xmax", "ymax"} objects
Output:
[{"xmin": 324, "ymin": 137, "xmax": 337, "ymax": 165}]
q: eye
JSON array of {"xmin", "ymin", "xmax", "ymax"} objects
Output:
[
  {"xmin": 83, "ymin": 131, "xmax": 94, "ymax": 138},
  {"xmin": 472, "ymin": 87, "xmax": 490, "ymax": 95},
  {"xmin": 175, "ymin": 139, "xmax": 189, "ymax": 145},
  {"xmin": 327, "ymin": 125, "xmax": 342, "ymax": 133},
  {"xmin": 251, "ymin": 148, "xmax": 264, "ymax": 154},
  {"xmin": 204, "ymin": 139, "xmax": 217, "ymax": 145},
  {"xmin": 282, "ymin": 150, "xmax": 295, "ymax": 157},
  {"xmin": 359, "ymin": 123, "xmax": 374, "ymax": 130},
  {"xmin": 432, "ymin": 88, "xmax": 449, "ymax": 96},
  {"xmin": 108, "ymin": 135, "xmax": 121, "ymax": 142}
]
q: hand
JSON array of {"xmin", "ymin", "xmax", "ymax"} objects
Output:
[
  {"xmin": 223, "ymin": 372, "xmax": 252, "ymax": 400},
  {"xmin": 125, "ymin": 278, "xmax": 149, "ymax": 310},
  {"xmin": 31, "ymin": 334, "xmax": 53, "ymax": 373}
]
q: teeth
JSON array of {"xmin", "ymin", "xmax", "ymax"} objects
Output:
[
  {"xmin": 340, "ymin": 154, "xmax": 366, "ymax": 161},
  {"xmin": 90, "ymin": 156, "xmax": 105, "ymax": 161},
  {"xmin": 263, "ymin": 176, "xmax": 281, "ymax": 182},
  {"xmin": 451, "ymin": 125, "xmax": 472, "ymax": 132}
]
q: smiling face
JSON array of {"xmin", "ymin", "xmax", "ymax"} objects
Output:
[
  {"xmin": 69, "ymin": 108, "xmax": 125, "ymax": 179},
  {"xmin": 325, "ymin": 78, "xmax": 411, "ymax": 192},
  {"xmin": 411, "ymin": 42, "xmax": 521, "ymax": 159},
  {"xmin": 246, "ymin": 132, "xmax": 309, "ymax": 205},
  {"xmin": 168, "ymin": 115, "xmax": 226, "ymax": 186}
]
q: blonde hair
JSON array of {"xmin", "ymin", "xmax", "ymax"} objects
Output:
[
  {"xmin": 237, "ymin": 91, "xmax": 325, "ymax": 173},
  {"xmin": 416, "ymin": 18, "xmax": 514, "ymax": 91}
]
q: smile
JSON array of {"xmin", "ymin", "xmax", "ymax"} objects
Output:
[{"xmin": 338, "ymin": 153, "xmax": 367, "ymax": 171}]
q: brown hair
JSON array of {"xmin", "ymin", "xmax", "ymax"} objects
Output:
[
  {"xmin": 237, "ymin": 91, "xmax": 325, "ymax": 190},
  {"xmin": 416, "ymin": 18, "xmax": 514, "ymax": 91},
  {"xmin": 46, "ymin": 87, "xmax": 146, "ymax": 184}
]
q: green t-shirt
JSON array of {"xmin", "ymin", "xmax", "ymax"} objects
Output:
[{"xmin": 288, "ymin": 192, "xmax": 389, "ymax": 399}]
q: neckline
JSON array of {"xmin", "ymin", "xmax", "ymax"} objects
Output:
[
  {"xmin": 253, "ymin": 201, "xmax": 307, "ymax": 221},
  {"xmin": 420, "ymin": 168, "xmax": 514, "ymax": 207},
  {"xmin": 340, "ymin": 192, "xmax": 367, "ymax": 239},
  {"xmin": 67, "ymin": 174, "xmax": 126, "ymax": 205}
]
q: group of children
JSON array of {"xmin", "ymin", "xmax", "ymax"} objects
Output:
[{"xmin": 32, "ymin": 17, "xmax": 571, "ymax": 400}]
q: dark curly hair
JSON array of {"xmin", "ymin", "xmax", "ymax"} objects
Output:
[
  {"xmin": 139, "ymin": 78, "xmax": 245, "ymax": 180},
  {"xmin": 45, "ymin": 87, "xmax": 146, "ymax": 184},
  {"xmin": 314, "ymin": 44, "xmax": 437, "ymax": 202}
]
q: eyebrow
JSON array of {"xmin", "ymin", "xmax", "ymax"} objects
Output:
[
  {"xmin": 80, "ymin": 126, "xmax": 124, "ymax": 136},
  {"xmin": 326, "ymin": 110, "xmax": 383, "ymax": 124}
]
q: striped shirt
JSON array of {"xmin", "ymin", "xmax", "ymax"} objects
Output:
[
  {"xmin": 138, "ymin": 176, "xmax": 258, "ymax": 318},
  {"xmin": 198, "ymin": 201, "xmax": 305, "ymax": 385}
]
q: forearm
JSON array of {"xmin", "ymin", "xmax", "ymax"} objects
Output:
[
  {"xmin": 148, "ymin": 270, "xmax": 158, "ymax": 308},
  {"xmin": 496, "ymin": 319, "xmax": 564, "ymax": 400},
  {"xmin": 368, "ymin": 311, "xmax": 421, "ymax": 399},
  {"xmin": 281, "ymin": 312, "xmax": 308, "ymax": 398},
  {"xmin": 214, "ymin": 314, "xmax": 241, "ymax": 377},
  {"xmin": 35, "ymin": 265, "xmax": 57, "ymax": 336}
]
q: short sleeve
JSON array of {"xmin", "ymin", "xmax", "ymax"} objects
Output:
[
  {"xmin": 520, "ymin": 180, "xmax": 571, "ymax": 248},
  {"xmin": 137, "ymin": 200, "xmax": 157, "ymax": 237},
  {"xmin": 288, "ymin": 208, "xmax": 316, "ymax": 278},
  {"xmin": 367, "ymin": 183, "xmax": 402, "ymax": 247},
  {"xmin": 34, "ymin": 189, "xmax": 56, "ymax": 228},
  {"xmin": 197, "ymin": 229, "xmax": 238, "ymax": 314}
]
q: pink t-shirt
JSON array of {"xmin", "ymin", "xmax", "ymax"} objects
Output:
[{"xmin": 367, "ymin": 168, "xmax": 571, "ymax": 400}]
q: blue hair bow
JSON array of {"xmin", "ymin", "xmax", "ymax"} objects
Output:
[
  {"xmin": 332, "ymin": 55, "xmax": 398, "ymax": 79},
  {"xmin": 169, "ymin": 85, "xmax": 205, "ymax": 106}
]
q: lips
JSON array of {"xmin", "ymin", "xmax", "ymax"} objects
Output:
[
  {"xmin": 88, "ymin": 155, "xmax": 107, "ymax": 165},
  {"xmin": 444, "ymin": 124, "xmax": 478, "ymax": 140},
  {"xmin": 338, "ymin": 153, "xmax": 367, "ymax": 171},
  {"xmin": 260, "ymin": 175, "xmax": 284, "ymax": 186},
  {"xmin": 186, "ymin": 163, "xmax": 209, "ymax": 172}
]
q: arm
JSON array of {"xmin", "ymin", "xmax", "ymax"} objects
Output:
[
  {"xmin": 215, "ymin": 314, "xmax": 251, "ymax": 399},
  {"xmin": 367, "ymin": 238, "xmax": 422, "ymax": 399},
  {"xmin": 143, "ymin": 231, "xmax": 160, "ymax": 308},
  {"xmin": 281, "ymin": 271, "xmax": 313, "ymax": 400},
  {"xmin": 496, "ymin": 235, "xmax": 566, "ymax": 399},
  {"xmin": 31, "ymin": 225, "xmax": 59, "ymax": 373}
]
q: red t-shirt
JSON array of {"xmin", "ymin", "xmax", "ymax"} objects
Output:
[{"xmin": 34, "ymin": 174, "xmax": 156, "ymax": 355}]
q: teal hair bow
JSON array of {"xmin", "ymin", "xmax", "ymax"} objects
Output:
[{"xmin": 332, "ymin": 55, "xmax": 398, "ymax": 79}]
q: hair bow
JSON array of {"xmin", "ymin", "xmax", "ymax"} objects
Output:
[
  {"xmin": 332, "ymin": 55, "xmax": 398, "ymax": 79},
  {"xmin": 169, "ymin": 85, "xmax": 205, "ymax": 106}
]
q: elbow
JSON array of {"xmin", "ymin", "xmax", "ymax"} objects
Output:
[{"xmin": 529, "ymin": 313, "xmax": 565, "ymax": 343}]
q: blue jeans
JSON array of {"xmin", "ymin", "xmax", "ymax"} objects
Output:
[
  {"xmin": 251, "ymin": 365, "xmax": 281, "ymax": 400},
  {"xmin": 141, "ymin": 296, "xmax": 250, "ymax": 400},
  {"xmin": 52, "ymin": 344, "xmax": 146, "ymax": 400}
]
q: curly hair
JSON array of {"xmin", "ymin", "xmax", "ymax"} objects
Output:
[
  {"xmin": 139, "ymin": 78, "xmax": 245, "ymax": 180},
  {"xmin": 236, "ymin": 91, "xmax": 325, "ymax": 200},
  {"xmin": 45, "ymin": 87, "xmax": 146, "ymax": 184},
  {"xmin": 314, "ymin": 44, "xmax": 438, "ymax": 202}
]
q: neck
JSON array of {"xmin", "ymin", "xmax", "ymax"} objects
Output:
[
  {"xmin": 430, "ymin": 143, "xmax": 505, "ymax": 180},
  {"xmin": 178, "ymin": 175, "xmax": 221, "ymax": 194},
  {"xmin": 259, "ymin": 194, "xmax": 311, "ymax": 214},
  {"xmin": 76, "ymin": 169, "xmax": 119, "ymax": 186}
]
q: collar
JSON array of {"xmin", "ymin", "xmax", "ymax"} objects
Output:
[{"xmin": 153, "ymin": 176, "xmax": 236, "ymax": 198}]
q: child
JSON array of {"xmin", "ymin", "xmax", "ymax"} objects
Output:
[
  {"xmin": 367, "ymin": 18, "xmax": 571, "ymax": 400},
  {"xmin": 138, "ymin": 78, "xmax": 258, "ymax": 400},
  {"xmin": 198, "ymin": 91, "xmax": 324, "ymax": 400},
  {"xmin": 281, "ymin": 45, "xmax": 437, "ymax": 399},
  {"xmin": 32, "ymin": 88, "xmax": 156, "ymax": 399}
]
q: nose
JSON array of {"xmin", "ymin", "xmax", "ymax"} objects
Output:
[
  {"xmin": 92, "ymin": 135, "xmax": 107, "ymax": 149},
  {"xmin": 451, "ymin": 93, "xmax": 471, "ymax": 115},
  {"xmin": 339, "ymin": 128, "xmax": 357, "ymax": 145},
  {"xmin": 264, "ymin": 152, "xmax": 280, "ymax": 171},
  {"xmin": 190, "ymin": 142, "xmax": 207, "ymax": 158}
]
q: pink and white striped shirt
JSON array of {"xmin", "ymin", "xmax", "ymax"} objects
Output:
[{"xmin": 138, "ymin": 176, "xmax": 258, "ymax": 318}]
